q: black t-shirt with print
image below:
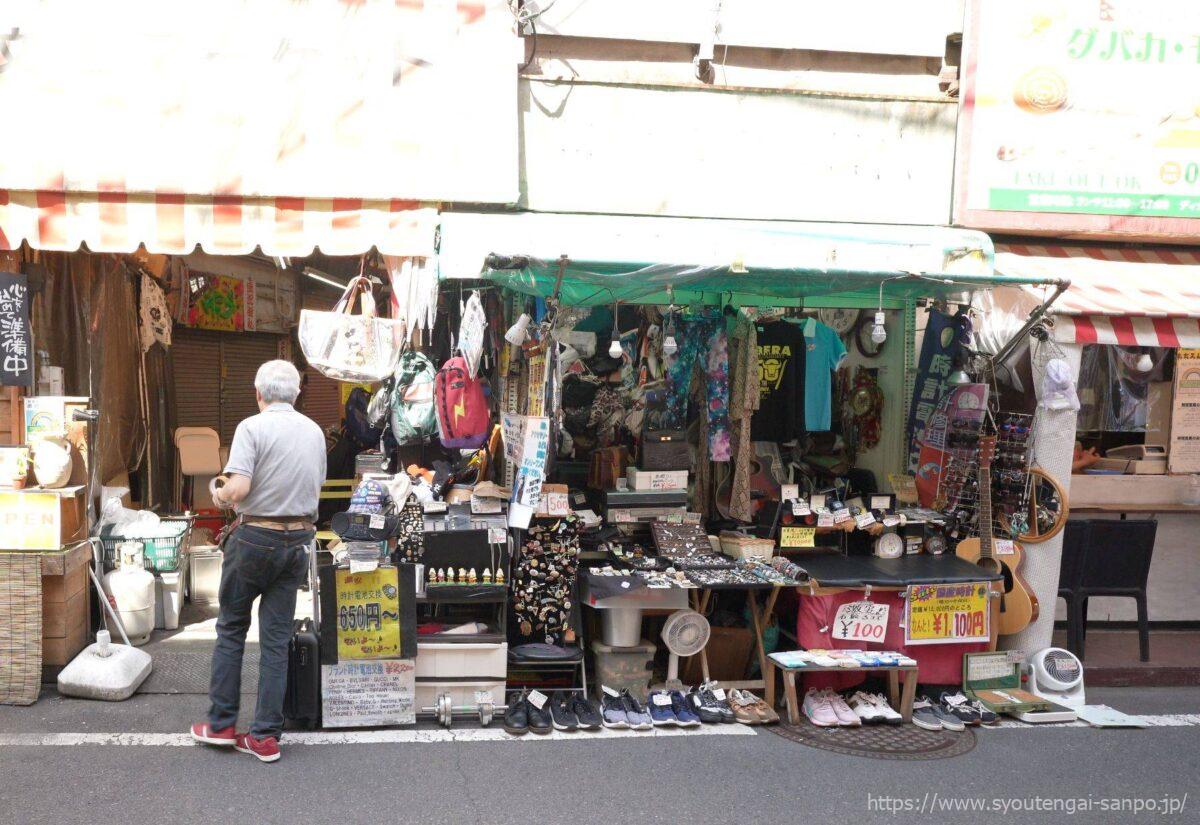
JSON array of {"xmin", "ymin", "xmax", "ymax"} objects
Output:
[{"xmin": 751, "ymin": 321, "xmax": 807, "ymax": 442}]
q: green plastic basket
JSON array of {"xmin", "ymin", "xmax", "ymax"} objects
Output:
[{"xmin": 100, "ymin": 517, "xmax": 193, "ymax": 573}]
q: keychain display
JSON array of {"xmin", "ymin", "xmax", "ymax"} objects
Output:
[{"xmin": 395, "ymin": 498, "xmax": 426, "ymax": 562}]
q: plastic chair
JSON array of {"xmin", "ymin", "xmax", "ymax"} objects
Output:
[
  {"xmin": 1056, "ymin": 519, "xmax": 1091, "ymax": 656},
  {"xmin": 174, "ymin": 427, "xmax": 222, "ymax": 510},
  {"xmin": 1075, "ymin": 519, "xmax": 1157, "ymax": 662}
]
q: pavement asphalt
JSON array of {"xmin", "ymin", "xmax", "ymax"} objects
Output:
[{"xmin": 1, "ymin": 685, "xmax": 1197, "ymax": 825}]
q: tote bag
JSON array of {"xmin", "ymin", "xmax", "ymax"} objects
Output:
[{"xmin": 299, "ymin": 276, "xmax": 404, "ymax": 382}]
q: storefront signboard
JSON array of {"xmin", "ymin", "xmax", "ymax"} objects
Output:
[
  {"xmin": 335, "ymin": 567, "xmax": 402, "ymax": 660},
  {"xmin": 1169, "ymin": 348, "xmax": 1200, "ymax": 473},
  {"xmin": 0, "ymin": 272, "xmax": 31, "ymax": 386},
  {"xmin": 505, "ymin": 415, "xmax": 551, "ymax": 529},
  {"xmin": 956, "ymin": 0, "xmax": 1200, "ymax": 239},
  {"xmin": 320, "ymin": 659, "xmax": 415, "ymax": 728},
  {"xmin": 904, "ymin": 582, "xmax": 991, "ymax": 646}
]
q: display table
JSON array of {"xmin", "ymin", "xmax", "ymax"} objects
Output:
[{"xmin": 779, "ymin": 662, "xmax": 919, "ymax": 724}]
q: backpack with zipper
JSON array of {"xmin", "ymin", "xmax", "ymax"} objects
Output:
[
  {"xmin": 389, "ymin": 351, "xmax": 439, "ymax": 445},
  {"xmin": 434, "ymin": 354, "xmax": 490, "ymax": 449}
]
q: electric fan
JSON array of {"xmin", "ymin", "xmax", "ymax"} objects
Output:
[
  {"xmin": 661, "ymin": 609, "xmax": 711, "ymax": 688},
  {"xmin": 1027, "ymin": 647, "xmax": 1085, "ymax": 707}
]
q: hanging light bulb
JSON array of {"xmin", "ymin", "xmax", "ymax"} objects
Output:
[
  {"xmin": 870, "ymin": 310, "xmax": 887, "ymax": 344},
  {"xmin": 1136, "ymin": 351, "xmax": 1154, "ymax": 372},
  {"xmin": 504, "ymin": 313, "xmax": 532, "ymax": 346},
  {"xmin": 608, "ymin": 301, "xmax": 623, "ymax": 358}
]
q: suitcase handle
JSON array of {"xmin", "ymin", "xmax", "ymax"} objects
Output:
[{"xmin": 308, "ymin": 539, "xmax": 320, "ymax": 630}]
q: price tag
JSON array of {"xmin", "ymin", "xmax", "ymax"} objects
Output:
[
  {"xmin": 833, "ymin": 508, "xmax": 852, "ymax": 524},
  {"xmin": 791, "ymin": 499, "xmax": 811, "ymax": 517},
  {"xmin": 854, "ymin": 511, "xmax": 877, "ymax": 529},
  {"xmin": 652, "ymin": 693, "xmax": 672, "ymax": 706},
  {"xmin": 781, "ymin": 484, "xmax": 800, "ymax": 502},
  {"xmin": 780, "ymin": 526, "xmax": 816, "ymax": 548},
  {"xmin": 993, "ymin": 539, "xmax": 1016, "ymax": 556},
  {"xmin": 348, "ymin": 558, "xmax": 379, "ymax": 574},
  {"xmin": 369, "ymin": 514, "xmax": 386, "ymax": 530},
  {"xmin": 832, "ymin": 600, "xmax": 890, "ymax": 642},
  {"xmin": 882, "ymin": 515, "xmax": 901, "ymax": 527},
  {"xmin": 602, "ymin": 685, "xmax": 620, "ymax": 698},
  {"xmin": 711, "ymin": 688, "xmax": 727, "ymax": 701},
  {"xmin": 528, "ymin": 689, "xmax": 548, "ymax": 710},
  {"xmin": 474, "ymin": 690, "xmax": 494, "ymax": 705},
  {"xmin": 471, "ymin": 495, "xmax": 502, "ymax": 514},
  {"xmin": 817, "ymin": 512, "xmax": 835, "ymax": 528},
  {"xmin": 489, "ymin": 528, "xmax": 508, "ymax": 545}
]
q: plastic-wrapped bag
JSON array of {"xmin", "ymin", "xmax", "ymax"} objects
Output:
[{"xmin": 299, "ymin": 276, "xmax": 404, "ymax": 382}]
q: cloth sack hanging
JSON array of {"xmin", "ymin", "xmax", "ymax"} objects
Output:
[
  {"xmin": 1040, "ymin": 357, "xmax": 1080, "ymax": 411},
  {"xmin": 299, "ymin": 276, "xmax": 404, "ymax": 382}
]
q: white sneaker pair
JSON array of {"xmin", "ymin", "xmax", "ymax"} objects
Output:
[
  {"xmin": 802, "ymin": 688, "xmax": 860, "ymax": 727},
  {"xmin": 847, "ymin": 691, "xmax": 904, "ymax": 725}
]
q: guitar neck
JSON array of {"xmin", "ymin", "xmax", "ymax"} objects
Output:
[{"xmin": 978, "ymin": 462, "xmax": 993, "ymax": 558}]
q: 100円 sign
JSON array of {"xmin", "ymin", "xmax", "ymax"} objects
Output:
[
  {"xmin": 904, "ymin": 582, "xmax": 990, "ymax": 645},
  {"xmin": 335, "ymin": 567, "xmax": 401, "ymax": 660}
]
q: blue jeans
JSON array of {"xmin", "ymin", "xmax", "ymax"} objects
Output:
[{"xmin": 208, "ymin": 525, "xmax": 313, "ymax": 739}]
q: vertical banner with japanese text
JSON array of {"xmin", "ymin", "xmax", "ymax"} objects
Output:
[
  {"xmin": 0, "ymin": 272, "xmax": 32, "ymax": 386},
  {"xmin": 906, "ymin": 309, "xmax": 963, "ymax": 472}
]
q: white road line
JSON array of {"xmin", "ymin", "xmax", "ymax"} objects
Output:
[
  {"xmin": 0, "ymin": 724, "xmax": 757, "ymax": 747},
  {"xmin": 989, "ymin": 713, "xmax": 1200, "ymax": 730}
]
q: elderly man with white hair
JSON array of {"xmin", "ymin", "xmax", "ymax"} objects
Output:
[{"xmin": 190, "ymin": 359, "xmax": 326, "ymax": 763}]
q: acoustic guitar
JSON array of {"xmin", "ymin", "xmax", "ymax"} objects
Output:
[{"xmin": 954, "ymin": 435, "xmax": 1039, "ymax": 636}]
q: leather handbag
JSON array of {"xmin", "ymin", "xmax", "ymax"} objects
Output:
[
  {"xmin": 588, "ymin": 446, "xmax": 631, "ymax": 491},
  {"xmin": 641, "ymin": 429, "xmax": 690, "ymax": 470}
]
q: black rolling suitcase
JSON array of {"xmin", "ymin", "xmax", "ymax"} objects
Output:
[{"xmin": 284, "ymin": 542, "xmax": 322, "ymax": 729}]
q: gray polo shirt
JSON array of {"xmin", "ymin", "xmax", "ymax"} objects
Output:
[{"xmin": 223, "ymin": 402, "xmax": 327, "ymax": 520}]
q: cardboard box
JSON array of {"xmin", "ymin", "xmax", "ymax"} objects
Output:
[
  {"xmin": 626, "ymin": 468, "xmax": 688, "ymax": 491},
  {"xmin": 0, "ymin": 486, "xmax": 86, "ymax": 550}
]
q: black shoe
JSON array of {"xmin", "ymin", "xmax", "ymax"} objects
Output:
[
  {"xmin": 570, "ymin": 695, "xmax": 603, "ymax": 730},
  {"xmin": 504, "ymin": 690, "xmax": 529, "ymax": 735},
  {"xmin": 938, "ymin": 692, "xmax": 980, "ymax": 728},
  {"xmin": 687, "ymin": 689, "xmax": 725, "ymax": 724},
  {"xmin": 550, "ymin": 691, "xmax": 579, "ymax": 732},
  {"xmin": 526, "ymin": 692, "xmax": 553, "ymax": 735}
]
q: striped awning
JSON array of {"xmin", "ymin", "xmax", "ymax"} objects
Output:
[
  {"xmin": 0, "ymin": 190, "xmax": 438, "ymax": 257},
  {"xmin": 997, "ymin": 243, "xmax": 1200, "ymax": 347}
]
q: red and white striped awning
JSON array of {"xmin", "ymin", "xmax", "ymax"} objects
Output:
[
  {"xmin": 996, "ymin": 243, "xmax": 1200, "ymax": 348},
  {"xmin": 0, "ymin": 190, "xmax": 438, "ymax": 257}
]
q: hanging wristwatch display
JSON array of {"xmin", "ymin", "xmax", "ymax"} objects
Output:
[
  {"xmin": 873, "ymin": 530, "xmax": 904, "ymax": 559},
  {"xmin": 818, "ymin": 307, "xmax": 861, "ymax": 337}
]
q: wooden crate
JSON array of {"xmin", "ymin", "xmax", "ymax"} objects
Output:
[{"xmin": 39, "ymin": 542, "xmax": 92, "ymax": 672}]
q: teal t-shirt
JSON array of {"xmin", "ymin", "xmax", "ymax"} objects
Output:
[{"xmin": 788, "ymin": 318, "xmax": 847, "ymax": 432}]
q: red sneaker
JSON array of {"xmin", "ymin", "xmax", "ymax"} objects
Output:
[
  {"xmin": 190, "ymin": 722, "xmax": 237, "ymax": 746},
  {"xmin": 234, "ymin": 732, "xmax": 281, "ymax": 763}
]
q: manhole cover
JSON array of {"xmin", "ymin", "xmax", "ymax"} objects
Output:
[{"xmin": 767, "ymin": 722, "xmax": 976, "ymax": 760}]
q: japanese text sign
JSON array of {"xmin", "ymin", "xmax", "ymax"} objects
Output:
[
  {"xmin": 335, "ymin": 567, "xmax": 401, "ymax": 660},
  {"xmin": 832, "ymin": 600, "xmax": 890, "ymax": 643},
  {"xmin": 905, "ymin": 582, "xmax": 991, "ymax": 645},
  {"xmin": 0, "ymin": 272, "xmax": 31, "ymax": 386}
]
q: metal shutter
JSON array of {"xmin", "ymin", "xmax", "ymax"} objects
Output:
[
  {"xmin": 220, "ymin": 333, "xmax": 284, "ymax": 445},
  {"xmin": 171, "ymin": 329, "xmax": 222, "ymax": 433},
  {"xmin": 301, "ymin": 366, "xmax": 343, "ymax": 433}
]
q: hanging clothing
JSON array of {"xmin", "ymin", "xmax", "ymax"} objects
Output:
[
  {"xmin": 751, "ymin": 320, "xmax": 807, "ymax": 442},
  {"xmin": 727, "ymin": 311, "xmax": 760, "ymax": 522},
  {"xmin": 662, "ymin": 311, "xmax": 731, "ymax": 462},
  {"xmin": 139, "ymin": 272, "xmax": 172, "ymax": 352},
  {"xmin": 791, "ymin": 317, "xmax": 847, "ymax": 432}
]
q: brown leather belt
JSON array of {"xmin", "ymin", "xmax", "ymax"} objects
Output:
[{"xmin": 240, "ymin": 516, "xmax": 315, "ymax": 532}]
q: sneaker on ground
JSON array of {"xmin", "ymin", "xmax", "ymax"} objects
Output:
[
  {"xmin": 669, "ymin": 690, "xmax": 702, "ymax": 728},
  {"xmin": 868, "ymin": 693, "xmax": 904, "ymax": 725},
  {"xmin": 688, "ymin": 688, "xmax": 726, "ymax": 724},
  {"xmin": 699, "ymin": 681, "xmax": 736, "ymax": 723},
  {"xmin": 600, "ymin": 689, "xmax": 629, "ymax": 729},
  {"xmin": 549, "ymin": 691, "xmax": 579, "ymax": 732},
  {"xmin": 803, "ymin": 688, "xmax": 840, "ymax": 727},
  {"xmin": 911, "ymin": 698, "xmax": 944, "ymax": 731},
  {"xmin": 969, "ymin": 698, "xmax": 999, "ymax": 726},
  {"xmin": 189, "ymin": 722, "xmax": 237, "ymax": 746},
  {"xmin": 570, "ymin": 695, "xmax": 604, "ymax": 730},
  {"xmin": 620, "ymin": 690, "xmax": 654, "ymax": 731},
  {"xmin": 847, "ymin": 691, "xmax": 884, "ymax": 724},
  {"xmin": 728, "ymin": 689, "xmax": 761, "ymax": 725},
  {"xmin": 647, "ymin": 690, "xmax": 678, "ymax": 726},
  {"xmin": 526, "ymin": 692, "xmax": 554, "ymax": 735},
  {"xmin": 234, "ymin": 733, "xmax": 281, "ymax": 763},
  {"xmin": 922, "ymin": 694, "xmax": 965, "ymax": 732},
  {"xmin": 826, "ymin": 690, "xmax": 862, "ymax": 727},
  {"xmin": 939, "ymin": 692, "xmax": 980, "ymax": 727},
  {"xmin": 503, "ymin": 690, "xmax": 530, "ymax": 735},
  {"xmin": 745, "ymin": 691, "xmax": 779, "ymax": 725}
]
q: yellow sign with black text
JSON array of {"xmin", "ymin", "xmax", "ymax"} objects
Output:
[
  {"xmin": 904, "ymin": 582, "xmax": 990, "ymax": 646},
  {"xmin": 335, "ymin": 567, "xmax": 402, "ymax": 660},
  {"xmin": 779, "ymin": 526, "xmax": 816, "ymax": 548}
]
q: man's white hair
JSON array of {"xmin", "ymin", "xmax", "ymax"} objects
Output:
[{"xmin": 255, "ymin": 359, "xmax": 301, "ymax": 404}]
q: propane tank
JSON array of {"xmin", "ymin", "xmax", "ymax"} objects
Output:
[{"xmin": 103, "ymin": 542, "xmax": 155, "ymax": 646}]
